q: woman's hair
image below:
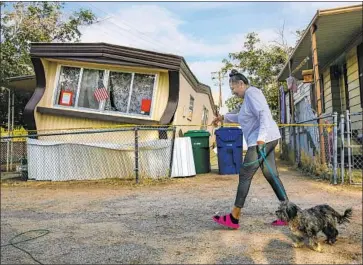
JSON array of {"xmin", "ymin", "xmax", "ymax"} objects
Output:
[{"xmin": 229, "ymin": 69, "xmax": 249, "ymax": 85}]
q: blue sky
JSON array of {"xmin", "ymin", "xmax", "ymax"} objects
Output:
[{"xmin": 61, "ymin": 1, "xmax": 359, "ymax": 112}]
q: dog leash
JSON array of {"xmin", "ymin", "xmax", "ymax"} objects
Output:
[
  {"xmin": 241, "ymin": 144, "xmax": 266, "ymax": 167},
  {"xmin": 242, "ymin": 144, "xmax": 287, "ymax": 198},
  {"xmin": 212, "ymin": 123, "xmax": 286, "ymax": 197}
]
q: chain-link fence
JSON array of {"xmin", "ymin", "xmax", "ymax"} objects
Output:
[
  {"xmin": 297, "ymin": 114, "xmax": 335, "ymax": 181},
  {"xmin": 280, "ymin": 114, "xmax": 336, "ymax": 182},
  {"xmin": 1, "ymin": 126, "xmax": 176, "ymax": 183},
  {"xmin": 280, "ymin": 111, "xmax": 362, "ymax": 185},
  {"xmin": 339, "ymin": 111, "xmax": 363, "ymax": 185},
  {"xmin": 0, "ymin": 140, "xmax": 27, "ymax": 172},
  {"xmin": 2, "ymin": 113, "xmax": 360, "ymax": 185}
]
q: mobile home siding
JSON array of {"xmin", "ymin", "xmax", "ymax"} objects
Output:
[
  {"xmin": 173, "ymin": 74, "xmax": 214, "ymax": 137},
  {"xmin": 346, "ymin": 46, "xmax": 362, "ymax": 130},
  {"xmin": 323, "ymin": 68, "xmax": 333, "ymax": 114}
]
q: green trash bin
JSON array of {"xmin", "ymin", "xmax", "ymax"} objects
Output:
[{"xmin": 184, "ymin": 130, "xmax": 211, "ymax": 174}]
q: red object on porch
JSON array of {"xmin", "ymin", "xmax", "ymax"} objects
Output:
[{"xmin": 141, "ymin": 99, "xmax": 151, "ymax": 113}]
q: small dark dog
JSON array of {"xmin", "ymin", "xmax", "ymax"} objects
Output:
[{"xmin": 276, "ymin": 201, "xmax": 352, "ymax": 252}]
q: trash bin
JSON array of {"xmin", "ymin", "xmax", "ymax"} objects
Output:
[
  {"xmin": 184, "ymin": 130, "xmax": 211, "ymax": 174},
  {"xmin": 215, "ymin": 127, "xmax": 243, "ymax": 175}
]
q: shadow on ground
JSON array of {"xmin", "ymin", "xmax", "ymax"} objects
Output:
[{"xmin": 264, "ymin": 239, "xmax": 296, "ymax": 264}]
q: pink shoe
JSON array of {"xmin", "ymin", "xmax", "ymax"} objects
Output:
[
  {"xmin": 212, "ymin": 214, "xmax": 240, "ymax": 229},
  {"xmin": 271, "ymin": 219, "xmax": 288, "ymax": 226}
]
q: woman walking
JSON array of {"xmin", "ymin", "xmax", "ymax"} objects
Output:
[{"xmin": 212, "ymin": 69, "xmax": 289, "ymax": 229}]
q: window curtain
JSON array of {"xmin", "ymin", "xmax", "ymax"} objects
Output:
[
  {"xmin": 56, "ymin": 66, "xmax": 80, "ymax": 106},
  {"xmin": 105, "ymin": 72, "xmax": 132, "ymax": 113},
  {"xmin": 129, "ymin": 74, "xmax": 155, "ymax": 115},
  {"xmin": 78, "ymin": 69, "xmax": 103, "ymax": 110}
]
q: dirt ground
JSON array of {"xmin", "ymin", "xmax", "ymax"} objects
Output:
[{"xmin": 1, "ymin": 161, "xmax": 362, "ymax": 264}]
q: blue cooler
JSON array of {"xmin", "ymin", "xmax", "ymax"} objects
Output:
[{"xmin": 215, "ymin": 127, "xmax": 243, "ymax": 174}]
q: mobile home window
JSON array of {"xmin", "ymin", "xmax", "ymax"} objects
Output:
[
  {"xmin": 77, "ymin": 69, "xmax": 106, "ymax": 110},
  {"xmin": 55, "ymin": 65, "xmax": 157, "ymax": 117},
  {"xmin": 128, "ymin": 73, "xmax": 155, "ymax": 115},
  {"xmin": 201, "ymin": 106, "xmax": 209, "ymax": 130},
  {"xmin": 55, "ymin": 66, "xmax": 81, "ymax": 107},
  {"xmin": 187, "ymin": 95, "xmax": 194, "ymax": 121},
  {"xmin": 105, "ymin": 71, "xmax": 132, "ymax": 113}
]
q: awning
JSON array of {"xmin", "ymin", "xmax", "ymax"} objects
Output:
[
  {"xmin": 278, "ymin": 4, "xmax": 363, "ymax": 81},
  {"xmin": 2, "ymin": 75, "xmax": 36, "ymax": 92}
]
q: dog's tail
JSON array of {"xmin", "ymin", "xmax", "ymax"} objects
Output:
[{"xmin": 336, "ymin": 208, "xmax": 353, "ymax": 224}]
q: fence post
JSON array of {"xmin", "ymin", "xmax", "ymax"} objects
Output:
[
  {"xmin": 296, "ymin": 125, "xmax": 301, "ymax": 166},
  {"xmin": 10, "ymin": 92, "xmax": 14, "ymax": 171},
  {"xmin": 6, "ymin": 88, "xmax": 10, "ymax": 172},
  {"xmin": 10, "ymin": 139, "xmax": 13, "ymax": 171},
  {"xmin": 293, "ymin": 126, "xmax": 297, "ymax": 165},
  {"xmin": 135, "ymin": 126, "xmax": 139, "ymax": 184},
  {"xmin": 332, "ymin": 112, "xmax": 338, "ymax": 185},
  {"xmin": 340, "ymin": 114, "xmax": 345, "ymax": 184},
  {"xmin": 6, "ymin": 139, "xmax": 10, "ymax": 172},
  {"xmin": 168, "ymin": 126, "xmax": 176, "ymax": 178},
  {"xmin": 345, "ymin": 110, "xmax": 352, "ymax": 184}
]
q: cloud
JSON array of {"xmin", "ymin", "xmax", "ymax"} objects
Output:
[
  {"xmin": 78, "ymin": 3, "xmax": 299, "ymax": 106},
  {"xmin": 170, "ymin": 1, "xmax": 252, "ymax": 12},
  {"xmin": 79, "ymin": 4, "xmax": 285, "ymax": 58},
  {"xmin": 79, "ymin": 5, "xmax": 184, "ymax": 53},
  {"xmin": 168, "ymin": 2, "xmax": 248, "ymax": 11}
]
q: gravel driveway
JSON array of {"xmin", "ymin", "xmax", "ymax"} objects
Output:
[{"xmin": 1, "ymin": 162, "xmax": 362, "ymax": 264}]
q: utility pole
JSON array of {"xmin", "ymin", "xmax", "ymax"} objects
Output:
[{"xmin": 211, "ymin": 71, "xmax": 227, "ymax": 112}]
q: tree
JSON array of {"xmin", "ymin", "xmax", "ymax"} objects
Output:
[
  {"xmin": 295, "ymin": 29, "xmax": 306, "ymax": 42},
  {"xmin": 0, "ymin": 2, "xmax": 96, "ymax": 127},
  {"xmin": 225, "ymin": 96, "xmax": 243, "ymax": 112},
  {"xmin": 221, "ymin": 31, "xmax": 292, "ymax": 121}
]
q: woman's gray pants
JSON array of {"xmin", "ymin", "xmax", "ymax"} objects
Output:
[{"xmin": 234, "ymin": 139, "xmax": 288, "ymax": 208}]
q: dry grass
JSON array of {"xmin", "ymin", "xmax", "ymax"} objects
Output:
[
  {"xmin": 1, "ymin": 163, "xmax": 362, "ymax": 264},
  {"xmin": 0, "ymin": 175, "xmax": 178, "ymax": 189}
]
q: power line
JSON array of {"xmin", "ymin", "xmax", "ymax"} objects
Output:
[
  {"xmin": 80, "ymin": 2, "xmax": 173, "ymax": 53},
  {"xmin": 71, "ymin": 3, "xmax": 151, "ymax": 47},
  {"xmin": 63, "ymin": 9, "xmax": 119, "ymax": 44}
]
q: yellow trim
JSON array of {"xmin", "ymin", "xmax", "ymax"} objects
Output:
[{"xmin": 1, "ymin": 123, "xmax": 336, "ymax": 136}]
